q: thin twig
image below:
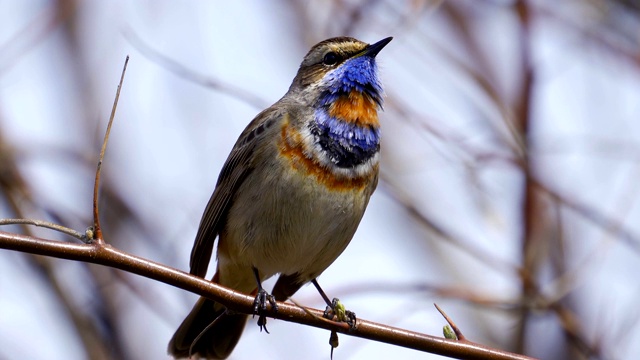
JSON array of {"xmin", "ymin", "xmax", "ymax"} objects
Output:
[
  {"xmin": 92, "ymin": 55, "xmax": 129, "ymax": 243},
  {"xmin": 0, "ymin": 218, "xmax": 84, "ymax": 241}
]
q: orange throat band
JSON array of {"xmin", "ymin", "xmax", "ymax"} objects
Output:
[{"xmin": 327, "ymin": 90, "xmax": 380, "ymax": 126}]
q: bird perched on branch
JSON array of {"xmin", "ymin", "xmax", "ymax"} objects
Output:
[{"xmin": 168, "ymin": 36, "xmax": 392, "ymax": 359}]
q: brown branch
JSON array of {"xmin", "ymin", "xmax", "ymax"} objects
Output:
[
  {"xmin": 514, "ymin": 1, "xmax": 537, "ymax": 355},
  {"xmin": 0, "ymin": 230, "xmax": 536, "ymax": 360}
]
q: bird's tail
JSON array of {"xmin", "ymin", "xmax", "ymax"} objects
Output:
[{"xmin": 167, "ymin": 296, "xmax": 248, "ymax": 359}]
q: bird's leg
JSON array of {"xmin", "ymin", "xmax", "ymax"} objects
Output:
[
  {"xmin": 312, "ymin": 279, "xmax": 356, "ymax": 329},
  {"xmin": 252, "ymin": 267, "xmax": 277, "ymax": 333}
]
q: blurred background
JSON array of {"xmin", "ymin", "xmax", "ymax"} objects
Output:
[{"xmin": 1, "ymin": 1, "xmax": 640, "ymax": 359}]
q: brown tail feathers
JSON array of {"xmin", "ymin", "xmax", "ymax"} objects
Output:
[{"xmin": 167, "ymin": 297, "xmax": 248, "ymax": 359}]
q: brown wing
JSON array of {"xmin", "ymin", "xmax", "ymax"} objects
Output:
[{"xmin": 189, "ymin": 107, "xmax": 283, "ymax": 277}]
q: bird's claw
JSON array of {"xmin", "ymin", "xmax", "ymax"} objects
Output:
[
  {"xmin": 252, "ymin": 288, "xmax": 277, "ymax": 333},
  {"xmin": 323, "ymin": 298, "xmax": 356, "ymax": 329}
]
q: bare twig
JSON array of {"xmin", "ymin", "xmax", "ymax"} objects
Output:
[
  {"xmin": 0, "ymin": 218, "xmax": 84, "ymax": 240},
  {"xmin": 92, "ymin": 55, "xmax": 129, "ymax": 243},
  {"xmin": 0, "ymin": 230, "xmax": 537, "ymax": 360}
]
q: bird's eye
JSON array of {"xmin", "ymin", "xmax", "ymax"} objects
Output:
[{"xmin": 323, "ymin": 52, "xmax": 340, "ymax": 66}]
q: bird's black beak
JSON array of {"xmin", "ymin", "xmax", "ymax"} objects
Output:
[{"xmin": 364, "ymin": 37, "xmax": 393, "ymax": 58}]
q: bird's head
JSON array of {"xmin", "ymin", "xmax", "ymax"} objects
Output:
[
  {"xmin": 284, "ymin": 37, "xmax": 392, "ymax": 170},
  {"xmin": 290, "ymin": 36, "xmax": 392, "ymax": 109}
]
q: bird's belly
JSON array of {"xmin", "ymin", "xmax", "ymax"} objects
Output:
[{"xmin": 221, "ymin": 158, "xmax": 374, "ymax": 281}]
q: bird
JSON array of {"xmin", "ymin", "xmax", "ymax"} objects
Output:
[{"xmin": 167, "ymin": 36, "xmax": 392, "ymax": 359}]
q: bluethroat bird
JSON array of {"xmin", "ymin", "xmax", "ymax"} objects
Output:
[{"xmin": 168, "ymin": 36, "xmax": 392, "ymax": 359}]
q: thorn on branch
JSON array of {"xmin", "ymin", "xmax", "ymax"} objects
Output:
[{"xmin": 434, "ymin": 303, "xmax": 467, "ymax": 341}]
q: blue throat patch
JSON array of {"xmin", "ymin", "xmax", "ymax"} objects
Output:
[
  {"xmin": 319, "ymin": 56, "xmax": 383, "ymax": 107},
  {"xmin": 312, "ymin": 56, "xmax": 382, "ymax": 168}
]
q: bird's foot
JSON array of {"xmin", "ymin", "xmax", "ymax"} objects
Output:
[
  {"xmin": 252, "ymin": 288, "xmax": 278, "ymax": 333},
  {"xmin": 323, "ymin": 298, "xmax": 356, "ymax": 329}
]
